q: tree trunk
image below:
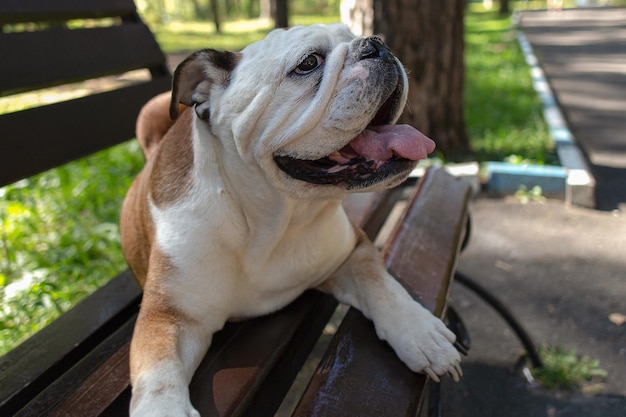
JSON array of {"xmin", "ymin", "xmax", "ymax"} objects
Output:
[
  {"xmin": 247, "ymin": 0, "xmax": 257, "ymax": 18},
  {"xmin": 273, "ymin": 0, "xmax": 289, "ymax": 28},
  {"xmin": 190, "ymin": 0, "xmax": 209, "ymax": 19},
  {"xmin": 210, "ymin": 0, "xmax": 221, "ymax": 33},
  {"xmin": 340, "ymin": 0, "xmax": 374, "ymax": 36},
  {"xmin": 342, "ymin": 0, "xmax": 471, "ymax": 160},
  {"xmin": 260, "ymin": 0, "xmax": 271, "ymax": 19},
  {"xmin": 499, "ymin": 0, "xmax": 510, "ymax": 14}
]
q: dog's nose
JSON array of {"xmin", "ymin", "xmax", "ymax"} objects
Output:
[{"xmin": 358, "ymin": 36, "xmax": 393, "ymax": 62}]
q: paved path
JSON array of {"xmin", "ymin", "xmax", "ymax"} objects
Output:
[
  {"xmin": 445, "ymin": 198, "xmax": 626, "ymax": 417},
  {"xmin": 443, "ymin": 9, "xmax": 626, "ymax": 416},
  {"xmin": 520, "ymin": 8, "xmax": 626, "ymax": 210}
]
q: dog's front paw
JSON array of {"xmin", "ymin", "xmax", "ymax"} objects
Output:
[
  {"xmin": 132, "ymin": 400, "xmax": 200, "ymax": 417},
  {"xmin": 131, "ymin": 373, "xmax": 200, "ymax": 417},
  {"xmin": 378, "ymin": 303, "xmax": 462, "ymax": 382}
]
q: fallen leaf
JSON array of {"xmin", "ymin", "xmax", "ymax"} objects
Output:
[
  {"xmin": 609, "ymin": 313, "xmax": 626, "ymax": 326},
  {"xmin": 495, "ymin": 260, "xmax": 513, "ymax": 272}
]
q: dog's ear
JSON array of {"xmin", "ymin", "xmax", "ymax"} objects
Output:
[{"xmin": 170, "ymin": 49, "xmax": 241, "ymax": 120}]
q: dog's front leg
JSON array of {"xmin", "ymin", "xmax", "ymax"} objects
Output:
[
  {"xmin": 129, "ymin": 280, "xmax": 221, "ymax": 417},
  {"xmin": 318, "ymin": 228, "xmax": 462, "ymax": 382}
]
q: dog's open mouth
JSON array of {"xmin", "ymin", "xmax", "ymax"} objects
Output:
[{"xmin": 274, "ymin": 88, "xmax": 436, "ymax": 189}]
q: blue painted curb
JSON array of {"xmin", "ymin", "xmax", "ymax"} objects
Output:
[
  {"xmin": 477, "ymin": 26, "xmax": 595, "ymax": 207},
  {"xmin": 485, "ymin": 162, "xmax": 568, "ymax": 198}
]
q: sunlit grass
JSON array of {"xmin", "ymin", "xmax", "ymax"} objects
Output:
[
  {"xmin": 152, "ymin": 14, "xmax": 341, "ymax": 52},
  {"xmin": 0, "ymin": 142, "xmax": 145, "ymax": 355},
  {"xmin": 0, "ymin": 70, "xmax": 150, "ymax": 114},
  {"xmin": 533, "ymin": 345, "xmax": 607, "ymax": 391},
  {"xmin": 464, "ymin": 6, "xmax": 557, "ymax": 164}
]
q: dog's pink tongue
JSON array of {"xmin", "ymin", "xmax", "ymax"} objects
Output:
[{"xmin": 347, "ymin": 124, "xmax": 436, "ymax": 161}]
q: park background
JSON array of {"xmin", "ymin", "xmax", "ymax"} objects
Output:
[{"xmin": 1, "ymin": 1, "xmax": 625, "ymax": 412}]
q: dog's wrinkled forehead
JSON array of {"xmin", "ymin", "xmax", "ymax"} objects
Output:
[{"xmin": 240, "ymin": 23, "xmax": 355, "ymax": 72}]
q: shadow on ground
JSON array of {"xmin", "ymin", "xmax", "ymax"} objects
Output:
[
  {"xmin": 442, "ymin": 363, "xmax": 626, "ymax": 417},
  {"xmin": 439, "ymin": 196, "xmax": 626, "ymax": 417}
]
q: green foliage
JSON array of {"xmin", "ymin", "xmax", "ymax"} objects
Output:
[
  {"xmin": 151, "ymin": 20, "xmax": 270, "ymax": 52},
  {"xmin": 0, "ymin": 142, "xmax": 144, "ymax": 355},
  {"xmin": 533, "ymin": 345, "xmax": 607, "ymax": 391},
  {"xmin": 514, "ymin": 184, "xmax": 546, "ymax": 204},
  {"xmin": 137, "ymin": 0, "xmax": 341, "ymax": 26},
  {"xmin": 465, "ymin": 6, "xmax": 557, "ymax": 165},
  {"xmin": 291, "ymin": 0, "xmax": 341, "ymax": 15},
  {"xmin": 151, "ymin": 14, "xmax": 342, "ymax": 53}
]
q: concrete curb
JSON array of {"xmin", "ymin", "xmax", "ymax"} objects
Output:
[
  {"xmin": 484, "ymin": 161, "xmax": 567, "ymax": 199},
  {"xmin": 512, "ymin": 31, "xmax": 596, "ymax": 207},
  {"xmin": 411, "ymin": 162, "xmax": 482, "ymax": 196}
]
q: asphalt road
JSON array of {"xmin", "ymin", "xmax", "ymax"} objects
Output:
[{"xmin": 521, "ymin": 8, "xmax": 626, "ymax": 211}]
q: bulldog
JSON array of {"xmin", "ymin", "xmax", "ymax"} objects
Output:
[{"xmin": 121, "ymin": 23, "xmax": 461, "ymax": 417}]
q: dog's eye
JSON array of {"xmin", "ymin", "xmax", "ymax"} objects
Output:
[{"xmin": 295, "ymin": 54, "xmax": 324, "ymax": 75}]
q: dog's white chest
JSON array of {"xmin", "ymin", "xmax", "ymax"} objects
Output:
[{"xmin": 150, "ymin": 193, "xmax": 355, "ymax": 319}]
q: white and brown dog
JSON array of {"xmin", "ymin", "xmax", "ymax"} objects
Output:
[{"xmin": 121, "ymin": 23, "xmax": 461, "ymax": 417}]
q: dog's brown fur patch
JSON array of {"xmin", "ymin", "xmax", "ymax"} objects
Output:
[
  {"xmin": 149, "ymin": 109, "xmax": 194, "ymax": 208},
  {"xmin": 122, "ymin": 102, "xmax": 194, "ymax": 286}
]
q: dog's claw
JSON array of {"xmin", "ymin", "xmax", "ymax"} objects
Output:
[
  {"xmin": 424, "ymin": 367, "xmax": 441, "ymax": 382},
  {"xmin": 448, "ymin": 364, "xmax": 463, "ymax": 382}
]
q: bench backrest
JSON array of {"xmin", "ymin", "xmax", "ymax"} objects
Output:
[
  {"xmin": 0, "ymin": 2, "xmax": 170, "ymax": 413},
  {"xmin": 0, "ymin": 0, "xmax": 171, "ymax": 187}
]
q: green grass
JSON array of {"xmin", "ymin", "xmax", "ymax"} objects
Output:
[
  {"xmin": 464, "ymin": 5, "xmax": 557, "ymax": 164},
  {"xmin": 151, "ymin": 15, "xmax": 342, "ymax": 52},
  {"xmin": 0, "ymin": 142, "xmax": 145, "ymax": 354},
  {"xmin": 1, "ymin": 7, "xmax": 559, "ymax": 355},
  {"xmin": 533, "ymin": 345, "xmax": 607, "ymax": 391}
]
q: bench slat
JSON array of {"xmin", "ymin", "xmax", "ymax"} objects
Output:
[
  {"xmin": 0, "ymin": 78, "xmax": 171, "ymax": 187},
  {"xmin": 0, "ymin": 0, "xmax": 137, "ymax": 24},
  {"xmin": 0, "ymin": 271, "xmax": 141, "ymax": 416},
  {"xmin": 383, "ymin": 169, "xmax": 470, "ymax": 315},
  {"xmin": 189, "ymin": 292, "xmax": 339, "ymax": 417},
  {"xmin": 0, "ymin": 24, "xmax": 167, "ymax": 95},
  {"xmin": 16, "ymin": 320, "xmax": 136, "ymax": 417},
  {"xmin": 292, "ymin": 167, "xmax": 471, "ymax": 417},
  {"xmin": 36, "ymin": 292, "xmax": 337, "ymax": 417}
]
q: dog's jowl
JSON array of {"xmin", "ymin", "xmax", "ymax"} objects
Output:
[{"xmin": 121, "ymin": 23, "xmax": 461, "ymax": 417}]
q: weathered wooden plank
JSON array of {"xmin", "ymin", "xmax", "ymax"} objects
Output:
[
  {"xmin": 291, "ymin": 167, "xmax": 471, "ymax": 417},
  {"xmin": 0, "ymin": 271, "xmax": 141, "ymax": 416},
  {"xmin": 382, "ymin": 168, "xmax": 471, "ymax": 316},
  {"xmin": 0, "ymin": 0, "xmax": 137, "ymax": 24},
  {"xmin": 0, "ymin": 24, "xmax": 166, "ymax": 95},
  {"xmin": 15, "ymin": 320, "xmax": 136, "ymax": 417},
  {"xmin": 0, "ymin": 78, "xmax": 171, "ymax": 187},
  {"xmin": 189, "ymin": 292, "xmax": 339, "ymax": 417}
]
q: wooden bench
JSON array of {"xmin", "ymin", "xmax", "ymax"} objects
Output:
[{"xmin": 0, "ymin": 1, "xmax": 472, "ymax": 416}]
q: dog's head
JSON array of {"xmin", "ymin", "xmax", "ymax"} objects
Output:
[{"xmin": 171, "ymin": 23, "xmax": 435, "ymax": 198}]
